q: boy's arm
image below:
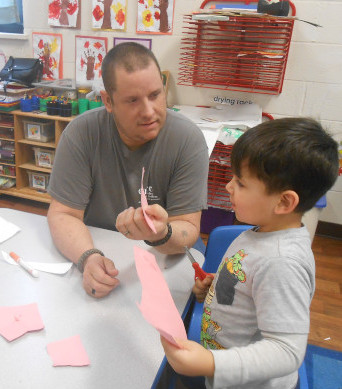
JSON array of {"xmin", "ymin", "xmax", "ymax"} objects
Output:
[
  {"xmin": 209, "ymin": 331, "xmax": 307, "ymax": 388},
  {"xmin": 161, "ymin": 331, "xmax": 307, "ymax": 386}
]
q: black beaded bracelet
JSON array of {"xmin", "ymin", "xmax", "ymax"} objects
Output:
[
  {"xmin": 77, "ymin": 248, "xmax": 104, "ymax": 273},
  {"xmin": 144, "ymin": 223, "xmax": 172, "ymax": 247}
]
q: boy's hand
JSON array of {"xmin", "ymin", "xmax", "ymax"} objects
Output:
[
  {"xmin": 192, "ymin": 275, "xmax": 214, "ymax": 302},
  {"xmin": 161, "ymin": 336, "xmax": 215, "ymax": 377}
]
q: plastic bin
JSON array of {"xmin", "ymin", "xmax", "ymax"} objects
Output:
[
  {"xmin": 27, "ymin": 171, "xmax": 50, "ymax": 192},
  {"xmin": 33, "ymin": 147, "xmax": 55, "ymax": 168},
  {"xmin": 23, "ymin": 120, "xmax": 54, "ymax": 142}
]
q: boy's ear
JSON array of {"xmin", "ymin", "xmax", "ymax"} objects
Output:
[
  {"xmin": 100, "ymin": 90, "xmax": 113, "ymax": 113},
  {"xmin": 275, "ymin": 190, "xmax": 299, "ymax": 215}
]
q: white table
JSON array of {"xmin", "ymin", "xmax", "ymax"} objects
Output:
[{"xmin": 0, "ymin": 208, "xmax": 204, "ymax": 389}]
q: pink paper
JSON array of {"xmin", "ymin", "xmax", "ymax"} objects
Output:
[
  {"xmin": 134, "ymin": 246, "xmax": 187, "ymax": 347},
  {"xmin": 47, "ymin": 335, "xmax": 90, "ymax": 367},
  {"xmin": 0, "ymin": 303, "xmax": 44, "ymax": 341},
  {"xmin": 141, "ymin": 167, "xmax": 157, "ymax": 233}
]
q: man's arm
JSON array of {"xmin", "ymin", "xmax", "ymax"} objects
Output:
[
  {"xmin": 47, "ymin": 198, "xmax": 119, "ymax": 298},
  {"xmin": 148, "ymin": 209, "xmax": 201, "ymax": 255},
  {"xmin": 47, "ymin": 198, "xmax": 92, "ymax": 264}
]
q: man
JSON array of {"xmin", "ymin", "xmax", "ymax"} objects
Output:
[{"xmin": 47, "ymin": 43, "xmax": 209, "ymax": 298}]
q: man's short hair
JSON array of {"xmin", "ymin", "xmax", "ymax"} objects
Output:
[
  {"xmin": 231, "ymin": 117, "xmax": 339, "ymax": 213},
  {"xmin": 101, "ymin": 42, "xmax": 162, "ymax": 96}
]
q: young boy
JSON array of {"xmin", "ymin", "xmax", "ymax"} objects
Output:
[{"xmin": 161, "ymin": 118, "xmax": 339, "ymax": 389}]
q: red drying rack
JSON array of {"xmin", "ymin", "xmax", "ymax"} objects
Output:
[
  {"xmin": 178, "ymin": 0, "xmax": 296, "ymax": 95},
  {"xmin": 207, "ymin": 112, "xmax": 274, "ymax": 210}
]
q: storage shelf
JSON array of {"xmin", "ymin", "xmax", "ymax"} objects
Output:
[
  {"xmin": 19, "ymin": 162, "xmax": 52, "ymax": 173},
  {"xmin": 0, "ymin": 162, "xmax": 15, "ymax": 166},
  {"xmin": 17, "ymin": 139, "xmax": 56, "ymax": 148},
  {"xmin": 0, "ymin": 186, "xmax": 51, "ymax": 203},
  {"xmin": 0, "ymin": 137, "xmax": 14, "ymax": 142},
  {"xmin": 0, "ymin": 110, "xmax": 73, "ymax": 203},
  {"xmin": 10, "ymin": 110, "xmax": 76, "ymax": 122},
  {"xmin": 0, "ymin": 174, "xmax": 15, "ymax": 179}
]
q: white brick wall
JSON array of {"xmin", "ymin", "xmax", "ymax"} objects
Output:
[{"xmin": 1, "ymin": 0, "xmax": 341, "ymax": 224}]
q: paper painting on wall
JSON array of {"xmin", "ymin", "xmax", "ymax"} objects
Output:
[
  {"xmin": 136, "ymin": 0, "xmax": 175, "ymax": 35},
  {"xmin": 48, "ymin": 0, "xmax": 81, "ymax": 28},
  {"xmin": 92, "ymin": 0, "xmax": 126, "ymax": 31},
  {"xmin": 75, "ymin": 36, "xmax": 107, "ymax": 87},
  {"xmin": 32, "ymin": 33, "xmax": 63, "ymax": 80},
  {"xmin": 113, "ymin": 37, "xmax": 152, "ymax": 50}
]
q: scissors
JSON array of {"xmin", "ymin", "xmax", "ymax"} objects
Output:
[{"xmin": 184, "ymin": 246, "xmax": 214, "ymax": 281}]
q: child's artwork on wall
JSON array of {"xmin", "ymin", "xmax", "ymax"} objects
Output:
[
  {"xmin": 113, "ymin": 37, "xmax": 152, "ymax": 50},
  {"xmin": 48, "ymin": 0, "xmax": 81, "ymax": 28},
  {"xmin": 75, "ymin": 36, "xmax": 107, "ymax": 87},
  {"xmin": 32, "ymin": 33, "xmax": 63, "ymax": 80},
  {"xmin": 136, "ymin": 0, "xmax": 174, "ymax": 35},
  {"xmin": 92, "ymin": 0, "xmax": 126, "ymax": 31}
]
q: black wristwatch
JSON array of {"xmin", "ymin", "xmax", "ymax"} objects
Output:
[{"xmin": 144, "ymin": 223, "xmax": 172, "ymax": 247}]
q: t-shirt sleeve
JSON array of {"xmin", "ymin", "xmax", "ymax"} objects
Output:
[
  {"xmin": 165, "ymin": 117, "xmax": 209, "ymax": 216},
  {"xmin": 48, "ymin": 118, "xmax": 93, "ymax": 210}
]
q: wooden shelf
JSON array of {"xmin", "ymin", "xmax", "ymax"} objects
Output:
[
  {"xmin": 0, "ymin": 110, "xmax": 73, "ymax": 204},
  {"xmin": 17, "ymin": 139, "xmax": 55, "ymax": 148},
  {"xmin": 0, "ymin": 162, "xmax": 15, "ymax": 166},
  {"xmin": 0, "ymin": 186, "xmax": 51, "ymax": 203},
  {"xmin": 0, "ymin": 174, "xmax": 15, "ymax": 179},
  {"xmin": 19, "ymin": 162, "xmax": 51, "ymax": 173},
  {"xmin": 0, "ymin": 137, "xmax": 14, "ymax": 142},
  {"xmin": 10, "ymin": 110, "xmax": 76, "ymax": 122}
]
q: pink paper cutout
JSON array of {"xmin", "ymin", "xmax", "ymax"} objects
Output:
[
  {"xmin": 0, "ymin": 303, "xmax": 44, "ymax": 341},
  {"xmin": 134, "ymin": 246, "xmax": 187, "ymax": 348},
  {"xmin": 141, "ymin": 167, "xmax": 157, "ymax": 233},
  {"xmin": 47, "ymin": 335, "xmax": 90, "ymax": 367}
]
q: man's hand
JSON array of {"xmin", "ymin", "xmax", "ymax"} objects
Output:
[
  {"xmin": 192, "ymin": 275, "xmax": 214, "ymax": 303},
  {"xmin": 116, "ymin": 204, "xmax": 168, "ymax": 241},
  {"xmin": 82, "ymin": 254, "xmax": 120, "ymax": 298},
  {"xmin": 161, "ymin": 336, "xmax": 215, "ymax": 377}
]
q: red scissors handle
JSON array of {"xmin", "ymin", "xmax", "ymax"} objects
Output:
[{"xmin": 192, "ymin": 263, "xmax": 214, "ymax": 281}]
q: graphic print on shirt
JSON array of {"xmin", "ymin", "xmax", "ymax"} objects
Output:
[
  {"xmin": 138, "ymin": 186, "xmax": 160, "ymax": 202},
  {"xmin": 215, "ymin": 249, "xmax": 247, "ymax": 305},
  {"xmin": 200, "ymin": 307, "xmax": 225, "ymax": 350},
  {"xmin": 201, "ymin": 249, "xmax": 247, "ymax": 350}
]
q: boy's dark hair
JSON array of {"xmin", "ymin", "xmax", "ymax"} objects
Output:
[
  {"xmin": 101, "ymin": 42, "xmax": 161, "ymax": 96},
  {"xmin": 231, "ymin": 118, "xmax": 339, "ymax": 213}
]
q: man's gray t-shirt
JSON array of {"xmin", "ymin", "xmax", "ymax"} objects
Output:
[{"xmin": 48, "ymin": 107, "xmax": 209, "ymax": 230}]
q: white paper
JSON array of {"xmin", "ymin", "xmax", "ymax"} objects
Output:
[
  {"xmin": 198, "ymin": 125, "xmax": 221, "ymax": 156},
  {"xmin": 173, "ymin": 104, "xmax": 262, "ymax": 125},
  {"xmin": 0, "ymin": 217, "xmax": 21, "ymax": 243},
  {"xmin": 1, "ymin": 251, "xmax": 73, "ymax": 275}
]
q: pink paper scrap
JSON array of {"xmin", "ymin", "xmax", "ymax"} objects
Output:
[
  {"xmin": 0, "ymin": 303, "xmax": 44, "ymax": 341},
  {"xmin": 134, "ymin": 246, "xmax": 187, "ymax": 348},
  {"xmin": 47, "ymin": 335, "xmax": 90, "ymax": 367},
  {"xmin": 141, "ymin": 167, "xmax": 157, "ymax": 233}
]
